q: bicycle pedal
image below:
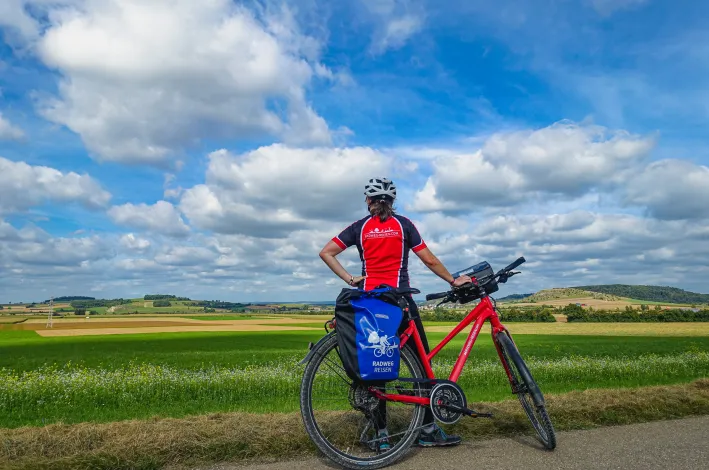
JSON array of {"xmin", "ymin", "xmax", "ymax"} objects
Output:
[
  {"xmin": 462, "ymin": 407, "xmax": 493, "ymax": 419},
  {"xmin": 445, "ymin": 402, "xmax": 493, "ymax": 419}
]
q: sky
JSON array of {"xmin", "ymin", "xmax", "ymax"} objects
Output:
[{"xmin": 1, "ymin": 0, "xmax": 709, "ymax": 303}]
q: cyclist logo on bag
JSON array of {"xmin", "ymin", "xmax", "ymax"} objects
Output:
[{"xmin": 364, "ymin": 329, "xmax": 397, "ymax": 358}]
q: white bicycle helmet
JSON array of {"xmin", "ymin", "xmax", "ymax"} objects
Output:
[{"xmin": 364, "ymin": 177, "xmax": 397, "ymax": 201}]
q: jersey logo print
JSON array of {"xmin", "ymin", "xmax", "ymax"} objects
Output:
[{"xmin": 364, "ymin": 227, "xmax": 401, "ymax": 240}]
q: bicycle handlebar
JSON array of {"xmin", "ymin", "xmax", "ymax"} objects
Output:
[
  {"xmin": 425, "ymin": 257, "xmax": 527, "ymax": 304},
  {"xmin": 500, "ymin": 256, "xmax": 526, "ymax": 274},
  {"xmin": 425, "ymin": 291, "xmax": 450, "ymax": 301}
]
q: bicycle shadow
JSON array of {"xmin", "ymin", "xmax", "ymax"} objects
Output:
[{"xmin": 311, "ymin": 446, "xmax": 427, "ymax": 469}]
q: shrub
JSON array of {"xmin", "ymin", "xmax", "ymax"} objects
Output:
[
  {"xmin": 565, "ymin": 307, "xmax": 709, "ymax": 322},
  {"xmin": 144, "ymin": 295, "xmax": 191, "ymax": 301},
  {"xmin": 74, "ymin": 308, "xmax": 86, "ymax": 316},
  {"xmin": 498, "ymin": 307, "xmax": 556, "ymax": 322},
  {"xmin": 419, "ymin": 306, "xmax": 556, "ymax": 322}
]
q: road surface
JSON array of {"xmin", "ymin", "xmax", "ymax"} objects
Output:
[{"xmin": 205, "ymin": 416, "xmax": 709, "ymax": 470}]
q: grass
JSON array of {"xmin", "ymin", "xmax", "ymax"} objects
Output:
[
  {"xmin": 424, "ymin": 321, "xmax": 709, "ymax": 336},
  {"xmin": 1, "ymin": 327, "xmax": 709, "ymax": 428},
  {"xmin": 3, "ymin": 328, "xmax": 709, "ymax": 371},
  {"xmin": 181, "ymin": 315, "xmax": 276, "ymax": 321},
  {"xmin": 2, "ymin": 380, "xmax": 709, "ymax": 470},
  {"xmin": 2, "ymin": 351, "xmax": 708, "ymax": 428}
]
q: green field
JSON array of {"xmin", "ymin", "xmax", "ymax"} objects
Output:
[{"xmin": 2, "ymin": 325, "xmax": 709, "ymax": 429}]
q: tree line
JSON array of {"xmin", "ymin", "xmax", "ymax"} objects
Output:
[
  {"xmin": 575, "ymin": 284, "xmax": 709, "ymax": 304},
  {"xmin": 419, "ymin": 306, "xmax": 557, "ymax": 322},
  {"xmin": 562, "ymin": 303, "xmax": 709, "ymax": 322},
  {"xmin": 144, "ymin": 295, "xmax": 191, "ymax": 301}
]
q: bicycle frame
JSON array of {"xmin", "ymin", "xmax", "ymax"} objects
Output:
[{"xmin": 369, "ymin": 295, "xmax": 513, "ymax": 406}]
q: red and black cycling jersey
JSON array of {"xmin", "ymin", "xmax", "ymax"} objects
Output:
[{"xmin": 332, "ymin": 214, "xmax": 427, "ymax": 291}]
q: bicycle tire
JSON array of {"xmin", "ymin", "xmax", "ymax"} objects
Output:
[
  {"xmin": 495, "ymin": 331, "xmax": 557, "ymax": 450},
  {"xmin": 300, "ymin": 332, "xmax": 426, "ymax": 469}
]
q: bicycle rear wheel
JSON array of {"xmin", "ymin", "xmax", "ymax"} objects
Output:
[
  {"xmin": 495, "ymin": 331, "xmax": 557, "ymax": 450},
  {"xmin": 300, "ymin": 332, "xmax": 426, "ymax": 469}
]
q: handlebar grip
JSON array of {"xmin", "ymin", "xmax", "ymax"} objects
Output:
[
  {"xmin": 426, "ymin": 291, "xmax": 449, "ymax": 301},
  {"xmin": 503, "ymin": 256, "xmax": 526, "ymax": 272}
]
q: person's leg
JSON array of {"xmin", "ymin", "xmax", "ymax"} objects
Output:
[
  {"xmin": 407, "ymin": 297, "xmax": 462, "ymax": 447},
  {"xmin": 405, "ymin": 299, "xmax": 435, "ymax": 425}
]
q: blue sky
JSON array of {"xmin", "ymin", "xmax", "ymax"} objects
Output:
[{"xmin": 1, "ymin": 0, "xmax": 708, "ymax": 302}]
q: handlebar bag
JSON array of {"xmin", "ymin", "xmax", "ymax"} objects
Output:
[{"xmin": 334, "ymin": 286, "xmax": 405, "ymax": 382}]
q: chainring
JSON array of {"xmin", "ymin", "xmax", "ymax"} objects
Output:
[{"xmin": 430, "ymin": 382, "xmax": 467, "ymax": 425}]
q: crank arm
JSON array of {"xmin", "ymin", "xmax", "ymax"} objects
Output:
[{"xmin": 443, "ymin": 402, "xmax": 493, "ymax": 419}]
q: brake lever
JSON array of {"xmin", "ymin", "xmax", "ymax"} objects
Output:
[{"xmin": 437, "ymin": 291, "xmax": 456, "ymax": 307}]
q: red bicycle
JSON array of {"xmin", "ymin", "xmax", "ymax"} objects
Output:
[{"xmin": 300, "ymin": 257, "xmax": 556, "ymax": 469}]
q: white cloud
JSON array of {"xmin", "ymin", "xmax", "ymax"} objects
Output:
[
  {"xmin": 411, "ymin": 121, "xmax": 655, "ymax": 212},
  {"xmin": 9, "ymin": 235, "xmax": 113, "ymax": 266},
  {"xmin": 108, "ymin": 201, "xmax": 189, "ymax": 237},
  {"xmin": 8, "ymin": 0, "xmax": 332, "ymax": 165},
  {"xmin": 0, "ymin": 112, "xmax": 24, "ymax": 140},
  {"xmin": 625, "ymin": 159, "xmax": 709, "ymax": 220},
  {"xmin": 119, "ymin": 233, "xmax": 150, "ymax": 251},
  {"xmin": 0, "ymin": 156, "xmax": 111, "ymax": 214},
  {"xmin": 154, "ymin": 245, "xmax": 215, "ymax": 267},
  {"xmin": 361, "ymin": 0, "xmax": 424, "ymax": 54},
  {"xmin": 0, "ymin": 0, "xmax": 44, "ymax": 44},
  {"xmin": 179, "ymin": 144, "xmax": 390, "ymax": 236},
  {"xmin": 375, "ymin": 14, "xmax": 422, "ymax": 53}
]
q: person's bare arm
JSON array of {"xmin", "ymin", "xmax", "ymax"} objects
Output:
[
  {"xmin": 415, "ymin": 247, "xmax": 471, "ymax": 287},
  {"xmin": 319, "ymin": 241, "xmax": 366, "ymax": 286}
]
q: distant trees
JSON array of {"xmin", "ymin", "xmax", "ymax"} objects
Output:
[
  {"xmin": 575, "ymin": 284, "xmax": 709, "ymax": 304},
  {"xmin": 152, "ymin": 300, "xmax": 172, "ymax": 307},
  {"xmin": 71, "ymin": 299, "xmax": 130, "ymax": 308},
  {"xmin": 194, "ymin": 300, "xmax": 250, "ymax": 310},
  {"xmin": 144, "ymin": 295, "xmax": 191, "ymax": 301},
  {"xmin": 74, "ymin": 308, "xmax": 86, "ymax": 316},
  {"xmin": 44, "ymin": 296, "xmax": 95, "ymax": 303},
  {"xmin": 420, "ymin": 306, "xmax": 556, "ymax": 322},
  {"xmin": 565, "ymin": 304, "xmax": 709, "ymax": 322}
]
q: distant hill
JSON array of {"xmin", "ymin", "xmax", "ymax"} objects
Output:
[
  {"xmin": 526, "ymin": 288, "xmax": 622, "ymax": 303},
  {"xmin": 575, "ymin": 285, "xmax": 709, "ymax": 304},
  {"xmin": 497, "ymin": 293, "xmax": 534, "ymax": 302}
]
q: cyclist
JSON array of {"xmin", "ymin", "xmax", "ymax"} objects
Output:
[{"xmin": 319, "ymin": 177, "xmax": 472, "ymax": 450}]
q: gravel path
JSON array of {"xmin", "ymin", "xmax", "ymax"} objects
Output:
[{"xmin": 206, "ymin": 416, "xmax": 709, "ymax": 470}]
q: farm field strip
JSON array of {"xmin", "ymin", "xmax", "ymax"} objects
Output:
[
  {"xmin": 509, "ymin": 297, "xmax": 693, "ymax": 309},
  {"xmin": 22, "ymin": 316, "xmax": 327, "ymax": 325},
  {"xmin": 7, "ymin": 316, "xmax": 709, "ymax": 337},
  {"xmin": 3, "ymin": 351, "xmax": 708, "ymax": 428},
  {"xmin": 36, "ymin": 324, "xmax": 321, "ymax": 337}
]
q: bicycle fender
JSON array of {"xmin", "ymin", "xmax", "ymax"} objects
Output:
[
  {"xmin": 299, "ymin": 332, "xmax": 336, "ymax": 365},
  {"xmin": 496, "ymin": 332, "xmax": 545, "ymax": 406}
]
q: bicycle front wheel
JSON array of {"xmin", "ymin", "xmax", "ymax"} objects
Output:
[
  {"xmin": 495, "ymin": 331, "xmax": 557, "ymax": 450},
  {"xmin": 300, "ymin": 332, "xmax": 426, "ymax": 469}
]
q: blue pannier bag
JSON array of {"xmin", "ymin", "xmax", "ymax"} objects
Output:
[{"xmin": 335, "ymin": 286, "xmax": 405, "ymax": 382}]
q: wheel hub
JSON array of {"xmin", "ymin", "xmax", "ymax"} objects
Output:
[{"xmin": 348, "ymin": 384, "xmax": 379, "ymax": 414}]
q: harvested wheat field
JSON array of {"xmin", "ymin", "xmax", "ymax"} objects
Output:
[
  {"xmin": 510, "ymin": 297, "xmax": 682, "ymax": 309},
  {"xmin": 25, "ymin": 316, "xmax": 323, "ymax": 336},
  {"xmin": 36, "ymin": 324, "xmax": 321, "ymax": 336}
]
